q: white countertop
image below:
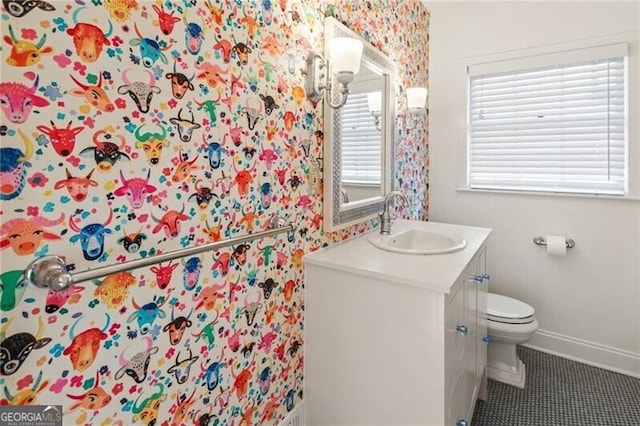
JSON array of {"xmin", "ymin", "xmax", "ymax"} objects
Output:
[{"xmin": 304, "ymin": 220, "xmax": 492, "ymax": 293}]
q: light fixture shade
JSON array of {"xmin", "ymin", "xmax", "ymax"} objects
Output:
[
  {"xmin": 367, "ymin": 92, "xmax": 382, "ymax": 114},
  {"xmin": 329, "ymin": 37, "xmax": 363, "ymax": 74},
  {"xmin": 406, "ymin": 87, "xmax": 428, "ymax": 109}
]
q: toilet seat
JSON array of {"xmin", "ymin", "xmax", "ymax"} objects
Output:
[{"xmin": 487, "ymin": 293, "xmax": 536, "ymax": 325}]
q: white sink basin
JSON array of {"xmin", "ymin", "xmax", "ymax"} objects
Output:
[{"xmin": 368, "ymin": 228, "xmax": 467, "ymax": 255}]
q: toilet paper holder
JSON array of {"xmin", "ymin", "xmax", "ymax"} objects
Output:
[{"xmin": 533, "ymin": 236, "xmax": 575, "ymax": 249}]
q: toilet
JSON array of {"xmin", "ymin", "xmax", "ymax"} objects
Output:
[{"xmin": 486, "ymin": 293, "xmax": 539, "ymax": 388}]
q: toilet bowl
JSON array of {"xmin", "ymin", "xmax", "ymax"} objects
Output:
[{"xmin": 486, "ymin": 293, "xmax": 538, "ymax": 388}]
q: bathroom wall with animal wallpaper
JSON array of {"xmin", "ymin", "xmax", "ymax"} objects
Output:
[{"xmin": 0, "ymin": 0, "xmax": 428, "ymax": 424}]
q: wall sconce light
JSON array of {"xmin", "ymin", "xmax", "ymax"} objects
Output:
[
  {"xmin": 402, "ymin": 87, "xmax": 428, "ymax": 131},
  {"xmin": 305, "ymin": 37, "xmax": 364, "ymax": 109},
  {"xmin": 367, "ymin": 92, "xmax": 382, "ymax": 131}
]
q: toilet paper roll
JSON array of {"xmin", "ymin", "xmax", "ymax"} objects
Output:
[{"xmin": 546, "ymin": 235, "xmax": 567, "ymax": 257}]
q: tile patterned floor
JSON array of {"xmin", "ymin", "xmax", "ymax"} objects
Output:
[{"xmin": 472, "ymin": 347, "xmax": 640, "ymax": 426}]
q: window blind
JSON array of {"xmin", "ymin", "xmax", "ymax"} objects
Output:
[
  {"xmin": 468, "ymin": 47, "xmax": 628, "ymax": 195},
  {"xmin": 341, "ymin": 91, "xmax": 382, "ymax": 184}
]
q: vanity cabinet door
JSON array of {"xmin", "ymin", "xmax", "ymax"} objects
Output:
[
  {"xmin": 445, "ymin": 277, "xmax": 466, "ymax": 399},
  {"xmin": 476, "ymin": 247, "xmax": 489, "ymax": 386}
]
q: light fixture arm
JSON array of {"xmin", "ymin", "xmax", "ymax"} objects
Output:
[{"xmin": 305, "ymin": 52, "xmax": 352, "ymax": 110}]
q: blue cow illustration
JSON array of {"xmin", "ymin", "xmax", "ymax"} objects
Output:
[
  {"xmin": 130, "ymin": 23, "xmax": 171, "ymax": 68},
  {"xmin": 127, "ymin": 296, "xmax": 167, "ymax": 335},
  {"xmin": 69, "ymin": 209, "xmax": 113, "ymax": 261}
]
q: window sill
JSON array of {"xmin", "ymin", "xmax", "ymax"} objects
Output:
[{"xmin": 456, "ymin": 187, "xmax": 640, "ymax": 202}]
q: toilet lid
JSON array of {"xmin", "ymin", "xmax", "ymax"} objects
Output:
[{"xmin": 487, "ymin": 293, "xmax": 535, "ymax": 319}]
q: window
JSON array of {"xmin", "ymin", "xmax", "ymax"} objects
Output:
[
  {"xmin": 341, "ymin": 91, "xmax": 382, "ymax": 185},
  {"xmin": 468, "ymin": 44, "xmax": 628, "ymax": 195}
]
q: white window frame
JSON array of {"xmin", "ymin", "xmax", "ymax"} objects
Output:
[{"xmin": 463, "ymin": 38, "xmax": 638, "ymax": 199}]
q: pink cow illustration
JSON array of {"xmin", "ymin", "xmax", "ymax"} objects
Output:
[
  {"xmin": 195, "ymin": 61, "xmax": 228, "ymax": 89},
  {"xmin": 211, "ymin": 250, "xmax": 231, "ymax": 276},
  {"xmin": 113, "ymin": 169, "xmax": 157, "ymax": 209},
  {"xmin": 0, "ymin": 72, "xmax": 49, "ymax": 123},
  {"xmin": 45, "ymin": 284, "xmax": 85, "ymax": 314},
  {"xmin": 151, "ymin": 205, "xmax": 190, "ymax": 239}
]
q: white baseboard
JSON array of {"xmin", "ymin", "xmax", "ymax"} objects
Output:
[
  {"xmin": 523, "ymin": 329, "xmax": 640, "ymax": 379},
  {"xmin": 278, "ymin": 401, "xmax": 305, "ymax": 426}
]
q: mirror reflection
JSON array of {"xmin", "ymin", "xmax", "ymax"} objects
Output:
[{"xmin": 339, "ymin": 65, "xmax": 384, "ymax": 205}]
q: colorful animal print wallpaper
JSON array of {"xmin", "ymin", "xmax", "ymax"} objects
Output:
[{"xmin": 0, "ymin": 0, "xmax": 428, "ymax": 424}]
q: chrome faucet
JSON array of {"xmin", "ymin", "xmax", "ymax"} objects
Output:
[{"xmin": 379, "ymin": 191, "xmax": 408, "ymax": 235}]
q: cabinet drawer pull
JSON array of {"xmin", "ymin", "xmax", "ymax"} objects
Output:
[
  {"xmin": 456, "ymin": 324, "xmax": 468, "ymax": 336},
  {"xmin": 481, "ymin": 335, "xmax": 491, "ymax": 344},
  {"xmin": 456, "ymin": 419, "xmax": 468, "ymax": 426},
  {"xmin": 482, "ymin": 273, "xmax": 491, "ymax": 280}
]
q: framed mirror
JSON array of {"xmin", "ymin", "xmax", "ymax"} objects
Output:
[{"xmin": 323, "ymin": 17, "xmax": 396, "ymax": 232}]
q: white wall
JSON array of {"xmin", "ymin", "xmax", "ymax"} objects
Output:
[{"xmin": 426, "ymin": 1, "xmax": 640, "ymax": 376}]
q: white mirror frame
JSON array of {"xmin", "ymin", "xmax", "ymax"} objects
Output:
[{"xmin": 323, "ymin": 17, "xmax": 396, "ymax": 232}]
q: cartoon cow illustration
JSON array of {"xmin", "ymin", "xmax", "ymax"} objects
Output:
[
  {"xmin": 151, "ymin": 205, "xmax": 190, "ymax": 239},
  {"xmin": 103, "ymin": 0, "xmax": 138, "ymax": 22},
  {"xmin": 232, "ymin": 158, "xmax": 257, "ymax": 198},
  {"xmin": 163, "ymin": 307, "xmax": 193, "ymax": 346},
  {"xmin": 117, "ymin": 228, "xmax": 147, "ymax": 253},
  {"xmin": 153, "ymin": 4, "xmax": 180, "ymax": 35},
  {"xmin": 127, "ymin": 295, "xmax": 168, "ymax": 335},
  {"xmin": 167, "ymin": 348, "xmax": 199, "ymax": 384},
  {"xmin": 79, "ymin": 130, "xmax": 130, "ymax": 172},
  {"xmin": 165, "ymin": 61, "xmax": 195, "ymax": 99},
  {"xmin": 117, "ymin": 68, "xmax": 161, "ymax": 113},
  {"xmin": 239, "ymin": 292, "xmax": 263, "ymax": 327},
  {"xmin": 93, "ymin": 272, "xmax": 136, "ymax": 309},
  {"xmin": 0, "ymin": 317, "xmax": 51, "ymax": 376},
  {"xmin": 170, "ymin": 108, "xmax": 201, "ymax": 143},
  {"xmin": 4, "ymin": 371, "xmax": 49, "ymax": 406},
  {"xmin": 240, "ymin": 97, "xmax": 264, "ymax": 130},
  {"xmin": 184, "ymin": 14, "xmax": 205, "ymax": 55},
  {"xmin": 0, "ymin": 212, "xmax": 65, "ymax": 256},
  {"xmin": 130, "ymin": 22, "xmax": 172, "ymax": 68},
  {"xmin": 114, "ymin": 169, "xmax": 157, "ymax": 209},
  {"xmin": 3, "ymin": 25, "xmax": 53, "ymax": 67},
  {"xmin": 134, "ymin": 124, "xmax": 169, "ymax": 165},
  {"xmin": 44, "ymin": 283, "xmax": 85, "ymax": 314},
  {"xmin": 69, "ymin": 73, "xmax": 115, "ymax": 112},
  {"xmin": 132, "ymin": 384, "xmax": 166, "ymax": 425},
  {"xmin": 0, "ymin": 129, "xmax": 33, "ymax": 201},
  {"xmin": 62, "ymin": 313, "xmax": 110, "ymax": 372},
  {"xmin": 68, "ymin": 209, "xmax": 113, "ymax": 261},
  {"xmin": 0, "ymin": 72, "xmax": 49, "ymax": 123},
  {"xmin": 182, "ymin": 256, "xmax": 202, "ymax": 290},
  {"xmin": 0, "ymin": 270, "xmax": 26, "ymax": 312},
  {"xmin": 54, "ymin": 168, "xmax": 98, "ymax": 202},
  {"xmin": 150, "ymin": 261, "xmax": 178, "ymax": 290},
  {"xmin": 66, "ymin": 7, "xmax": 113, "ymax": 63},
  {"xmin": 115, "ymin": 337, "xmax": 158, "ymax": 383},
  {"xmin": 66, "ymin": 371, "xmax": 111, "ymax": 413},
  {"xmin": 188, "ymin": 179, "xmax": 217, "ymax": 210},
  {"xmin": 37, "ymin": 121, "xmax": 84, "ymax": 157}
]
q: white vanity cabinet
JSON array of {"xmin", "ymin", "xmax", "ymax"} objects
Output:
[{"xmin": 304, "ymin": 220, "xmax": 491, "ymax": 426}]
